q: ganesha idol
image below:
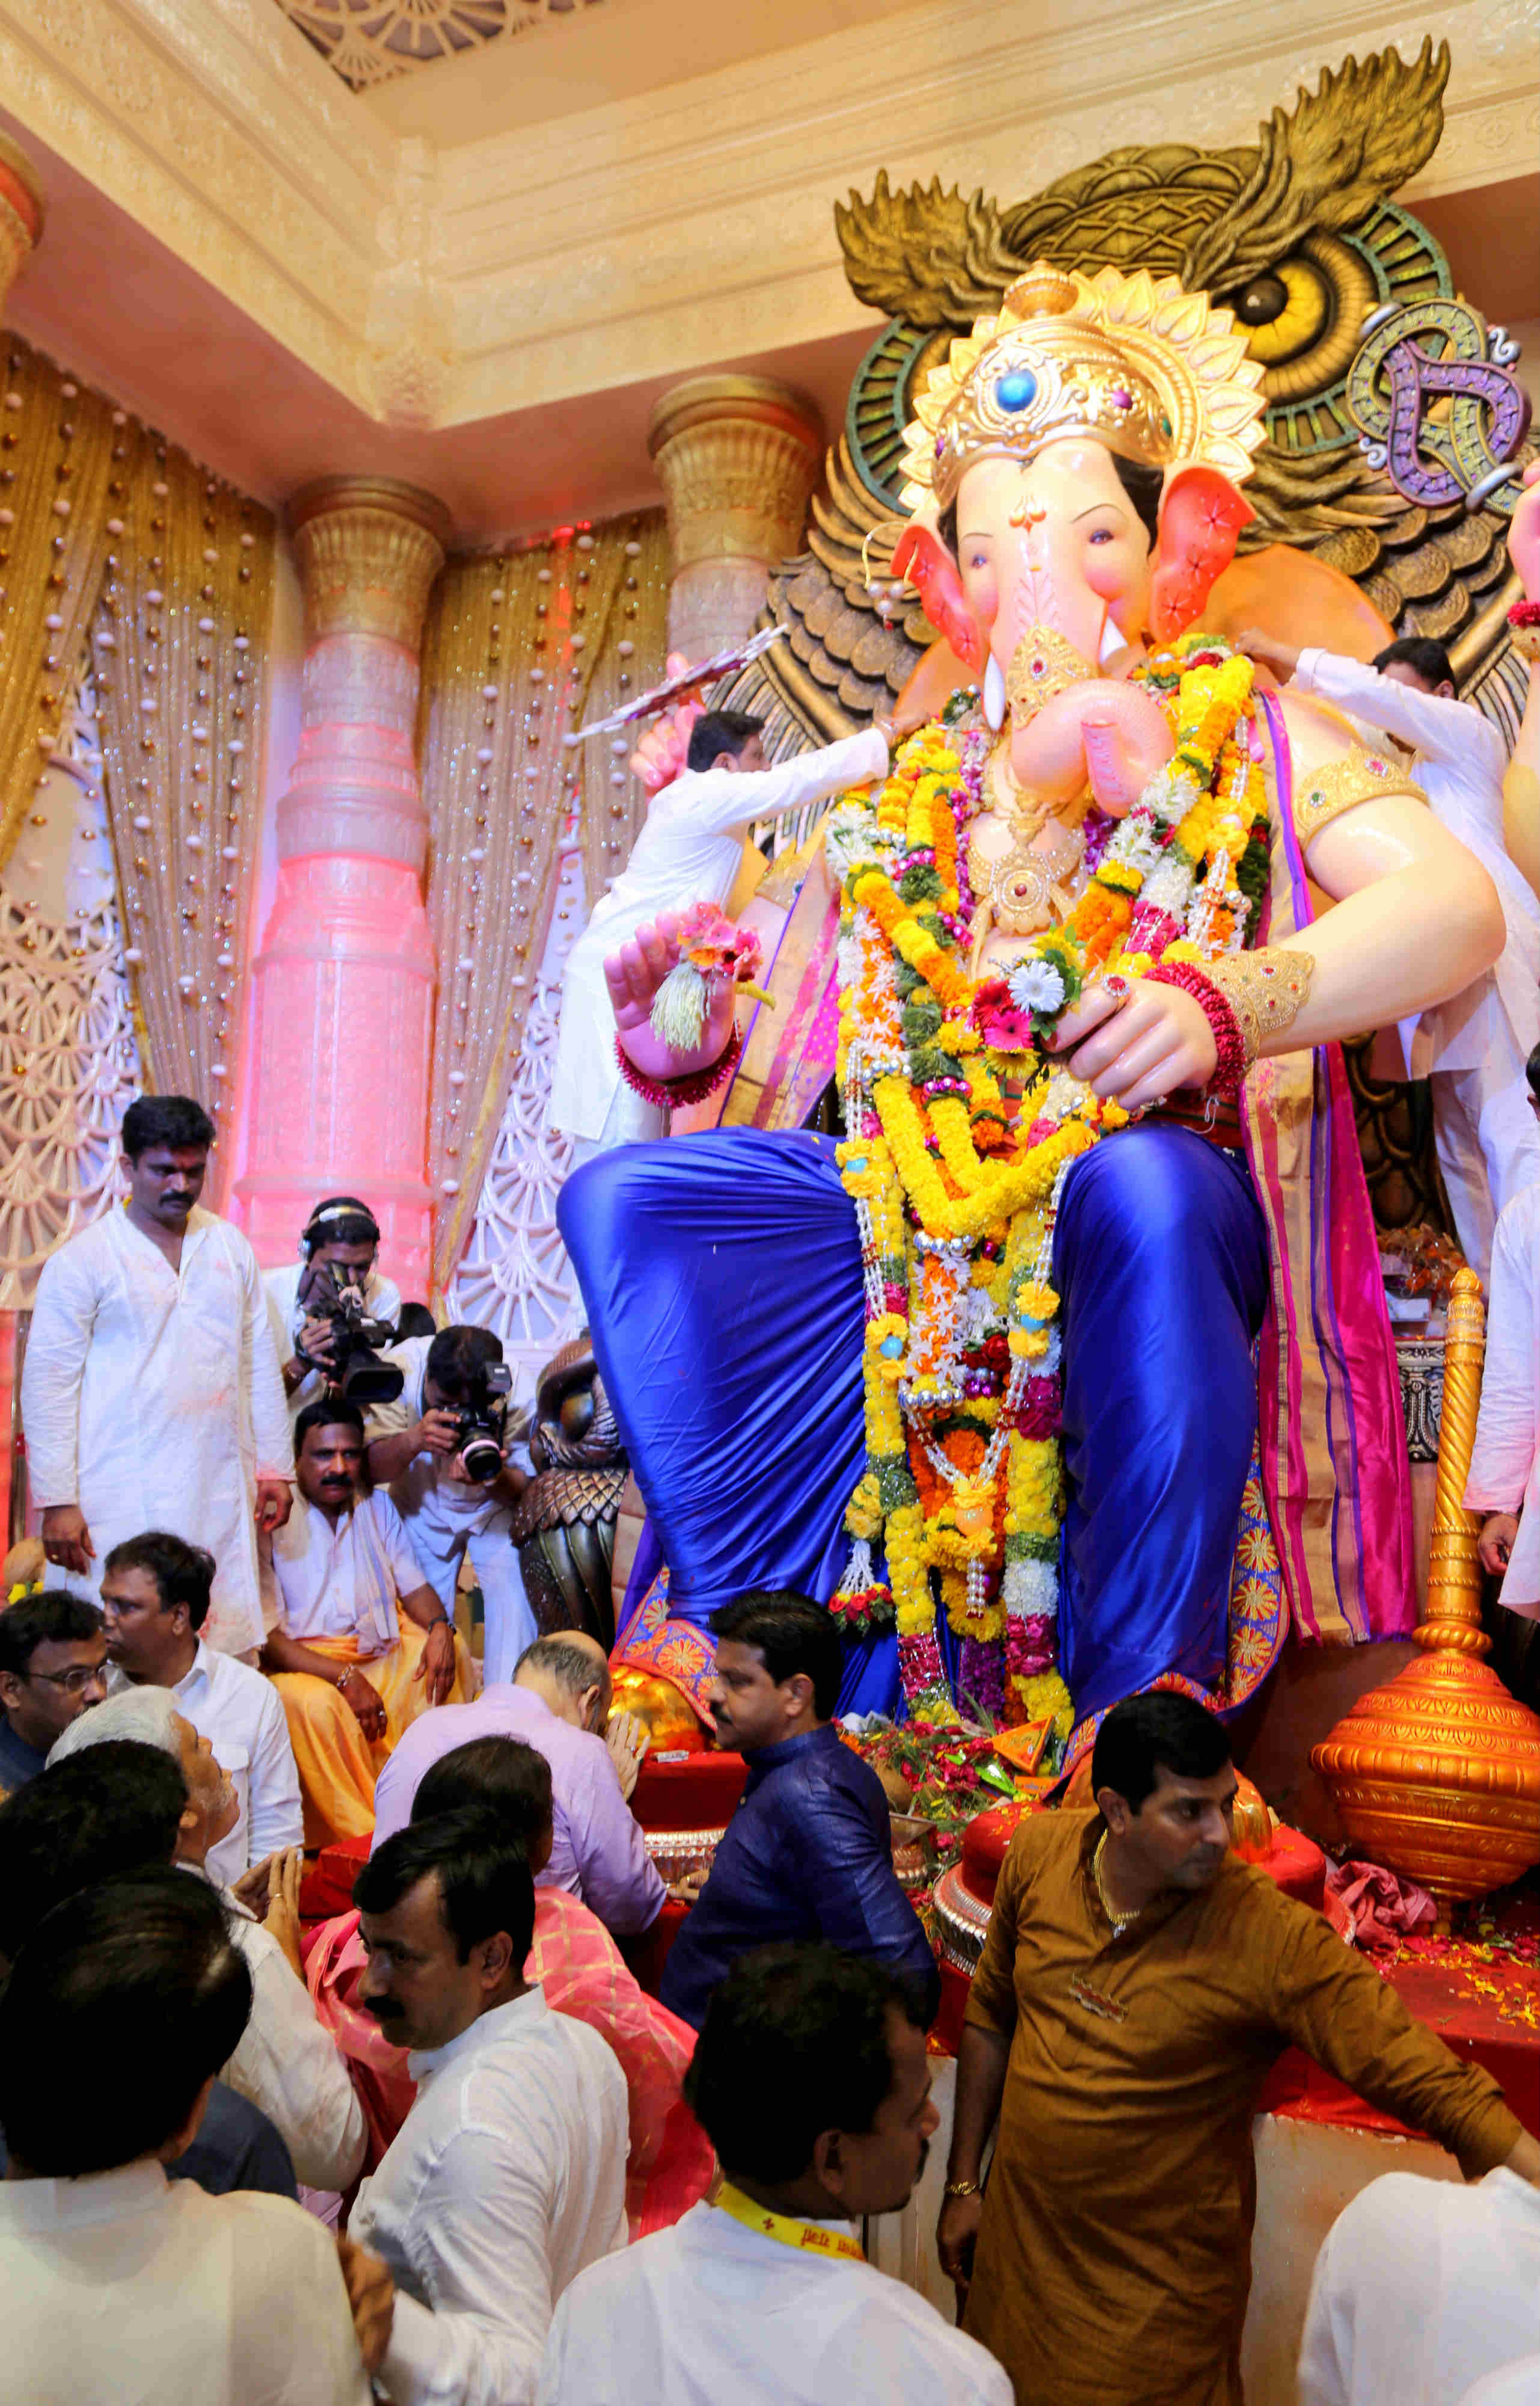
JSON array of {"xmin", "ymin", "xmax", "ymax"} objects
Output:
[{"xmin": 559, "ymin": 262, "xmax": 1504, "ymax": 1770}]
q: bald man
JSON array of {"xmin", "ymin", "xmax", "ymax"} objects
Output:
[{"xmin": 370, "ymin": 1632, "xmax": 666, "ymax": 1940}]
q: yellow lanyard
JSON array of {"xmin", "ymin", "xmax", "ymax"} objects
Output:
[{"xmin": 711, "ymin": 2179, "xmax": 865, "ymax": 2263}]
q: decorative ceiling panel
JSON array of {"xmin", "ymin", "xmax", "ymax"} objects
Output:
[{"xmin": 277, "ymin": 0, "xmax": 604, "ymax": 92}]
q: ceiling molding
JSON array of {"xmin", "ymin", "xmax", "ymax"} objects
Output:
[{"xmin": 0, "ymin": 0, "xmax": 1531, "ymax": 438}]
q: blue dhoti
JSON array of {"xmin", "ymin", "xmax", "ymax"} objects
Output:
[{"xmin": 559, "ymin": 1123, "xmax": 1269, "ymax": 1721}]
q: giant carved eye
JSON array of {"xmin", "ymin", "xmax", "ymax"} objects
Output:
[{"xmin": 1220, "ymin": 233, "xmax": 1376, "ymax": 405}]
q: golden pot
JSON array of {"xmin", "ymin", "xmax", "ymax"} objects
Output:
[{"xmin": 610, "ymin": 1666, "xmax": 707, "ymax": 1753}]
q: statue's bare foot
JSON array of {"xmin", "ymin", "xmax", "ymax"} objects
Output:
[{"xmin": 605, "ymin": 912, "xmax": 738, "ymax": 1085}]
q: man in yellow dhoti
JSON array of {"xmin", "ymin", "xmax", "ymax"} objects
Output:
[{"xmin": 263, "ymin": 1401, "xmax": 473, "ymax": 1848}]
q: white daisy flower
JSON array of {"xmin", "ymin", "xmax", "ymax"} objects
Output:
[{"xmin": 1006, "ymin": 957, "xmax": 1067, "ymax": 1014}]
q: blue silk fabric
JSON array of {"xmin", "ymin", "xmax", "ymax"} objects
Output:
[{"xmin": 559, "ymin": 1124, "xmax": 1268, "ymax": 1722}]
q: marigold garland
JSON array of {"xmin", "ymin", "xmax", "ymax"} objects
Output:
[{"xmin": 830, "ymin": 637, "xmax": 1269, "ymax": 1755}]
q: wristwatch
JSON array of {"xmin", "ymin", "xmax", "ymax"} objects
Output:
[{"xmin": 943, "ymin": 2179, "xmax": 981, "ymax": 2200}]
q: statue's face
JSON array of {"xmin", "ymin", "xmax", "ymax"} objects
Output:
[{"xmin": 954, "ymin": 438, "xmax": 1154, "ymax": 673}]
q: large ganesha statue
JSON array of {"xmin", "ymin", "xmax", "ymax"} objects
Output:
[{"xmin": 559, "ymin": 251, "xmax": 1503, "ymax": 1767}]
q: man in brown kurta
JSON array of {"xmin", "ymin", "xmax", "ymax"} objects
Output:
[{"xmin": 940, "ymin": 1694, "xmax": 1535, "ymax": 2406}]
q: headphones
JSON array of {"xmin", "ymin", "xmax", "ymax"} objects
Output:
[{"xmin": 299, "ymin": 1196, "xmax": 381, "ymax": 1262}]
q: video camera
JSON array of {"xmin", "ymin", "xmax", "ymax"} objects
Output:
[
  {"xmin": 293, "ymin": 1261, "xmax": 404, "ymax": 1406},
  {"xmin": 449, "ymin": 1360, "xmax": 514, "ymax": 1484}
]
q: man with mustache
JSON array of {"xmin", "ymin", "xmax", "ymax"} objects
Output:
[
  {"xmin": 538, "ymin": 1945, "xmax": 1010, "ymax": 2406},
  {"xmin": 262, "ymin": 1400, "xmax": 474, "ymax": 1849},
  {"xmin": 938, "ymin": 1691, "xmax": 1539, "ymax": 2406},
  {"xmin": 22, "ymin": 1092, "xmax": 294, "ymax": 1658},
  {"xmin": 343, "ymin": 1809, "xmax": 628, "ymax": 2405}
]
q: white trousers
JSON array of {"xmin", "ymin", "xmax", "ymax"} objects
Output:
[
  {"xmin": 1433, "ymin": 1064, "xmax": 1540, "ymax": 1287},
  {"xmin": 405, "ymin": 1504, "xmax": 539, "ymax": 1687}
]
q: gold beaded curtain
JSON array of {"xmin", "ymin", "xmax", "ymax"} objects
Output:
[
  {"xmin": 419, "ymin": 509, "xmax": 669, "ymax": 1294},
  {"xmin": 88, "ymin": 437, "xmax": 275, "ymax": 1205},
  {"xmin": 0, "ymin": 340, "xmax": 117, "ymax": 872}
]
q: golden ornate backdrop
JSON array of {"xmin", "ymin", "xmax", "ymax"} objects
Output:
[
  {"xmin": 90, "ymin": 434, "xmax": 275, "ymax": 1201},
  {"xmin": 418, "ymin": 509, "xmax": 669, "ymax": 1295}
]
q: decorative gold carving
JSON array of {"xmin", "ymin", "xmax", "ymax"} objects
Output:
[
  {"xmin": 1006, "ymin": 627, "xmax": 1092, "ymax": 725},
  {"xmin": 1294, "ymin": 743, "xmax": 1428, "ymax": 843},
  {"xmin": 649, "ymin": 377, "xmax": 823, "ymax": 573},
  {"xmin": 278, "ymin": 1, "xmax": 607, "ymax": 94},
  {"xmin": 287, "ymin": 478, "xmax": 450, "ymax": 650},
  {"xmin": 1312, "ymin": 1271, "xmax": 1540, "ymax": 1915}
]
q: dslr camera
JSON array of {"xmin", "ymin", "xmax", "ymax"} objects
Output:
[
  {"xmin": 293, "ymin": 1260, "xmax": 404, "ymax": 1406},
  {"xmin": 450, "ymin": 1360, "xmax": 514, "ymax": 1485}
]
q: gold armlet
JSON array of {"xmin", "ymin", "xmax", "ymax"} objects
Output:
[
  {"xmin": 1203, "ymin": 947, "xmax": 1315, "ymax": 1069},
  {"xmin": 1295, "ymin": 742, "xmax": 1426, "ymax": 843},
  {"xmin": 1509, "ymin": 623, "xmax": 1540, "ymax": 666}
]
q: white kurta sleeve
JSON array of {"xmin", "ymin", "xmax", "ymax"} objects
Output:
[
  {"xmin": 222, "ymin": 1916, "xmax": 367, "ymax": 2192},
  {"xmin": 676, "ymin": 725, "xmax": 890, "ymax": 838},
  {"xmin": 373, "ymin": 1492, "xmax": 433, "ymax": 1596},
  {"xmin": 375, "ymin": 2126, "xmax": 561, "ymax": 2406},
  {"xmin": 1295, "ymin": 651, "xmax": 1507, "ymax": 780},
  {"xmin": 20, "ymin": 1237, "xmax": 102, "ymax": 1508},
  {"xmin": 1465, "ymin": 1203, "xmax": 1537, "ymax": 1514},
  {"xmin": 244, "ymin": 1678, "xmax": 305, "ymax": 1862},
  {"xmin": 241, "ymin": 1241, "xmax": 295, "ymax": 1481}
]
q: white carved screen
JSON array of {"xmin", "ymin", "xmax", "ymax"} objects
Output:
[
  {"xmin": 0, "ymin": 650, "xmax": 140, "ymax": 1311},
  {"xmin": 446, "ymin": 843, "xmax": 585, "ymax": 1401}
]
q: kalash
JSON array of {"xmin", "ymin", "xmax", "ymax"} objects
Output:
[{"xmin": 558, "ymin": 260, "xmax": 1501, "ymax": 1774}]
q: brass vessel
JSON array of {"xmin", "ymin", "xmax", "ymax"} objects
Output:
[{"xmin": 1312, "ymin": 1270, "xmax": 1540, "ymax": 1915}]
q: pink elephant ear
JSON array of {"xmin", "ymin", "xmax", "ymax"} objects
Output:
[
  {"xmin": 1149, "ymin": 466, "xmax": 1254, "ymax": 643},
  {"xmin": 891, "ymin": 522, "xmax": 986, "ymax": 672}
]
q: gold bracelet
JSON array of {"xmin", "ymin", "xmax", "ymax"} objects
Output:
[
  {"xmin": 1511, "ymin": 623, "xmax": 1540, "ymax": 666},
  {"xmin": 1201, "ymin": 947, "xmax": 1315, "ymax": 1070},
  {"xmin": 943, "ymin": 2177, "xmax": 981, "ymax": 2198}
]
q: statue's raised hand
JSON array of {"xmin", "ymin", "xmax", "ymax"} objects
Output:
[
  {"xmin": 629, "ymin": 653, "xmax": 704, "ymax": 795},
  {"xmin": 605, "ymin": 911, "xmax": 738, "ymax": 1085},
  {"xmin": 1508, "ymin": 460, "xmax": 1540, "ymax": 603}
]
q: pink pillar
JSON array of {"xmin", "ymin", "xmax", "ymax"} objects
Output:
[{"xmin": 235, "ymin": 478, "xmax": 450, "ymax": 1297}]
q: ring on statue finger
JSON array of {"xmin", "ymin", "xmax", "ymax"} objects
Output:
[{"xmin": 1100, "ymin": 973, "xmax": 1133, "ymax": 1006}]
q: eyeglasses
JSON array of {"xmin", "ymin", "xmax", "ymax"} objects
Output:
[{"xmin": 27, "ymin": 1662, "xmax": 109, "ymax": 1696}]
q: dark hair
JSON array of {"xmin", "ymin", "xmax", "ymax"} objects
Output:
[
  {"xmin": 354, "ymin": 1807, "xmax": 536, "ymax": 1969},
  {"xmin": 301, "ymin": 1195, "xmax": 381, "ymax": 1256},
  {"xmin": 0, "ymin": 1741, "xmax": 188, "ymax": 1960},
  {"xmin": 1527, "ymin": 1042, "xmax": 1540, "ymax": 1105},
  {"xmin": 684, "ymin": 1943, "xmax": 924, "ymax": 2183},
  {"xmin": 395, "ymin": 1302, "xmax": 437, "ymax": 1341},
  {"xmin": 426, "ymin": 1323, "xmax": 504, "ymax": 1403},
  {"xmin": 414, "ymin": 1736, "xmax": 553, "ymax": 1859},
  {"xmin": 120, "ymin": 1095, "xmax": 215, "ymax": 1160},
  {"xmin": 515, "ymin": 1633, "xmax": 610, "ymax": 1711},
  {"xmin": 686, "ymin": 709, "xmax": 764, "ymax": 775},
  {"xmin": 0, "ymin": 1589, "xmax": 101, "ymax": 1678},
  {"xmin": 708, "ymin": 1589, "xmax": 842, "ymax": 1721},
  {"xmin": 1371, "ymin": 635, "xmax": 1454, "ymax": 692},
  {"xmin": 293, "ymin": 1397, "xmax": 367, "ymax": 1453},
  {"xmin": 936, "ymin": 454, "xmax": 1162, "ymax": 563},
  {"xmin": 1090, "ymin": 1690, "xmax": 1232, "ymax": 1814},
  {"xmin": 0, "ymin": 1868, "xmax": 251, "ymax": 2173},
  {"xmin": 102, "ymin": 1530, "xmax": 215, "ymax": 1632}
]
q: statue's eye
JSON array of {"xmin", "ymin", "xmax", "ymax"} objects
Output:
[
  {"xmin": 1087, "ymin": 528, "xmax": 1114, "ymax": 545},
  {"xmin": 1233, "ymin": 273, "xmax": 1290, "ymax": 326}
]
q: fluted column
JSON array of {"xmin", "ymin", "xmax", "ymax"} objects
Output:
[
  {"xmin": 235, "ymin": 477, "xmax": 449, "ymax": 1296},
  {"xmin": 647, "ymin": 375, "xmax": 822, "ymax": 662}
]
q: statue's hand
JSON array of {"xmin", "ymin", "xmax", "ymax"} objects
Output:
[
  {"xmin": 1048, "ymin": 975, "xmax": 1217, "ymax": 1109},
  {"xmin": 605, "ymin": 912, "xmax": 738, "ymax": 1083},
  {"xmin": 1508, "ymin": 460, "xmax": 1540, "ymax": 603}
]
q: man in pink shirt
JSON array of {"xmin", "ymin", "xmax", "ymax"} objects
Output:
[{"xmin": 371, "ymin": 1632, "xmax": 664, "ymax": 1938}]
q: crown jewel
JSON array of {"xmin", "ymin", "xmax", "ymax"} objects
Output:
[{"xmin": 901, "ymin": 260, "xmax": 1266, "ymax": 514}]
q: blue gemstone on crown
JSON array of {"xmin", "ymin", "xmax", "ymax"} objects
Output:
[{"xmin": 995, "ymin": 369, "xmax": 1038, "ymax": 412}]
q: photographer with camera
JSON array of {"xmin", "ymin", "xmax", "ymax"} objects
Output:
[
  {"xmin": 263, "ymin": 1400, "xmax": 474, "ymax": 1849},
  {"xmin": 264, "ymin": 1198, "xmax": 404, "ymax": 1420},
  {"xmin": 366, "ymin": 1326, "xmax": 536, "ymax": 1688}
]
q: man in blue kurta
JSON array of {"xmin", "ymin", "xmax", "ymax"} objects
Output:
[{"xmin": 660, "ymin": 1592, "xmax": 939, "ymax": 2032}]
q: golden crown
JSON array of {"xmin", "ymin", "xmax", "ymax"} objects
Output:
[{"xmin": 900, "ymin": 261, "xmax": 1267, "ymax": 514}]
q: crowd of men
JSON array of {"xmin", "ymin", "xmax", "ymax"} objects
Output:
[{"xmin": 8, "ymin": 598, "xmax": 1540, "ymax": 2406}]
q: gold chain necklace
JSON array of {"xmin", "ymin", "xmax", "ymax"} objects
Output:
[{"xmin": 1092, "ymin": 1831, "xmax": 1145, "ymax": 1937}]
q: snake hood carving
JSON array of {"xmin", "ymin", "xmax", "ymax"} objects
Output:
[{"xmin": 715, "ymin": 42, "xmax": 1527, "ymax": 755}]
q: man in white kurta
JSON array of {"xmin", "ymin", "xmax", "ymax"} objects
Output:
[
  {"xmin": 22, "ymin": 1098, "xmax": 293, "ymax": 1658},
  {"xmin": 1298, "ymin": 2165, "xmax": 1540, "ymax": 2406},
  {"xmin": 550, "ymin": 713, "xmax": 889, "ymax": 1153},
  {"xmin": 1466, "ymin": 1165, "xmax": 1540, "ymax": 1619},
  {"xmin": 1248, "ymin": 632, "xmax": 1539, "ymax": 1277}
]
